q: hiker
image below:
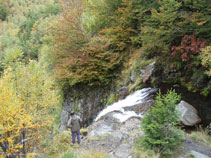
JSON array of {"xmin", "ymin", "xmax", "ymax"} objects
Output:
[{"xmin": 67, "ymin": 111, "xmax": 82, "ymax": 144}]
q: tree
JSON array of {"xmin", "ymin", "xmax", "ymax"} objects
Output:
[
  {"xmin": 0, "ymin": 1, "xmax": 7, "ymax": 21},
  {"xmin": 50, "ymin": 0, "xmax": 122, "ymax": 88},
  {"xmin": 0, "ymin": 60, "xmax": 61, "ymax": 157},
  {"xmin": 140, "ymin": 90, "xmax": 184, "ymax": 157},
  {"xmin": 0, "ymin": 72, "xmax": 34, "ymax": 157}
]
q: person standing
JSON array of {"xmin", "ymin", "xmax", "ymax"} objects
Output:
[{"xmin": 67, "ymin": 111, "xmax": 82, "ymax": 144}]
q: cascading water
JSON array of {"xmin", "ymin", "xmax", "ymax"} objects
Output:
[{"xmin": 95, "ymin": 88, "xmax": 157, "ymax": 123}]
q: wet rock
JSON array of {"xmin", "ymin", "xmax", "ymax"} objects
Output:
[
  {"xmin": 117, "ymin": 87, "xmax": 129, "ymax": 100},
  {"xmin": 176, "ymin": 101, "xmax": 201, "ymax": 126},
  {"xmin": 81, "ymin": 118, "xmax": 142, "ymax": 157},
  {"xmin": 89, "ymin": 120, "xmax": 118, "ymax": 137}
]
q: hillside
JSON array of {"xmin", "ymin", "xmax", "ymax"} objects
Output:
[{"xmin": 0, "ymin": 0, "xmax": 210, "ymax": 157}]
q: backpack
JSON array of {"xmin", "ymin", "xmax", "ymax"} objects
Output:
[{"xmin": 67, "ymin": 118, "xmax": 72, "ymax": 128}]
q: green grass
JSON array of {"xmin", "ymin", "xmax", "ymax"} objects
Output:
[
  {"xmin": 189, "ymin": 129, "xmax": 211, "ymax": 148},
  {"xmin": 61, "ymin": 152, "xmax": 77, "ymax": 158}
]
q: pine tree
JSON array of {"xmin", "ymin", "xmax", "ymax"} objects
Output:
[{"xmin": 141, "ymin": 90, "xmax": 184, "ymax": 157}]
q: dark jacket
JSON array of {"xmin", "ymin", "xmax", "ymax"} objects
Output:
[{"xmin": 68, "ymin": 114, "xmax": 81, "ymax": 132}]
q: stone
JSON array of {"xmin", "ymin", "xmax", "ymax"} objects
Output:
[
  {"xmin": 114, "ymin": 144, "xmax": 131, "ymax": 158},
  {"xmin": 140, "ymin": 62, "xmax": 156, "ymax": 83},
  {"xmin": 176, "ymin": 101, "xmax": 201, "ymax": 126},
  {"xmin": 189, "ymin": 150, "xmax": 209, "ymax": 158},
  {"xmin": 130, "ymin": 70, "xmax": 138, "ymax": 83},
  {"xmin": 117, "ymin": 86, "xmax": 129, "ymax": 100}
]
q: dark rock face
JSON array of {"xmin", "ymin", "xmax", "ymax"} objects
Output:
[{"xmin": 59, "ymin": 87, "xmax": 111, "ymax": 132}]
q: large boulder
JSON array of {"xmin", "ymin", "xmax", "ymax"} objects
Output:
[{"xmin": 176, "ymin": 101, "xmax": 201, "ymax": 126}]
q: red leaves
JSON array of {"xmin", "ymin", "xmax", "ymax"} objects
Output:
[{"xmin": 171, "ymin": 34, "xmax": 206, "ymax": 62}]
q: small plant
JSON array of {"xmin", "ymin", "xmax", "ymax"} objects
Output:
[
  {"xmin": 106, "ymin": 93, "xmax": 119, "ymax": 106},
  {"xmin": 133, "ymin": 143, "xmax": 160, "ymax": 158},
  {"xmin": 201, "ymin": 88, "xmax": 209, "ymax": 96},
  {"xmin": 61, "ymin": 152, "xmax": 77, "ymax": 158},
  {"xmin": 140, "ymin": 90, "xmax": 184, "ymax": 157},
  {"xmin": 171, "ymin": 34, "xmax": 206, "ymax": 62},
  {"xmin": 200, "ymin": 46, "xmax": 211, "ymax": 77},
  {"xmin": 187, "ymin": 153, "xmax": 195, "ymax": 158},
  {"xmin": 82, "ymin": 151, "xmax": 109, "ymax": 158},
  {"xmin": 206, "ymin": 123, "xmax": 211, "ymax": 135},
  {"xmin": 189, "ymin": 125, "xmax": 211, "ymax": 148}
]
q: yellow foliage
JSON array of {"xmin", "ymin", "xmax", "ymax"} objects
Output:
[
  {"xmin": 201, "ymin": 46, "xmax": 211, "ymax": 76},
  {"xmin": 0, "ymin": 60, "xmax": 61, "ymax": 156},
  {"xmin": 0, "ymin": 72, "xmax": 34, "ymax": 155}
]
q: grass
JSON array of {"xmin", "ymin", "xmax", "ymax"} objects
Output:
[
  {"xmin": 81, "ymin": 151, "xmax": 109, "ymax": 158},
  {"xmin": 40, "ymin": 130, "xmax": 110, "ymax": 158},
  {"xmin": 189, "ymin": 127, "xmax": 211, "ymax": 148},
  {"xmin": 132, "ymin": 146, "xmax": 160, "ymax": 158}
]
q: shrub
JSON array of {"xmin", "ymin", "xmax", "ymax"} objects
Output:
[
  {"xmin": 0, "ymin": 1, "xmax": 7, "ymax": 20},
  {"xmin": 140, "ymin": 90, "xmax": 184, "ymax": 157},
  {"xmin": 189, "ymin": 125, "xmax": 211, "ymax": 148},
  {"xmin": 61, "ymin": 153, "xmax": 77, "ymax": 158},
  {"xmin": 200, "ymin": 46, "xmax": 211, "ymax": 76},
  {"xmin": 171, "ymin": 34, "xmax": 206, "ymax": 62}
]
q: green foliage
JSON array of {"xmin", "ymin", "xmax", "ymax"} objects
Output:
[
  {"xmin": 200, "ymin": 46, "xmax": 211, "ymax": 76},
  {"xmin": 62, "ymin": 153, "xmax": 77, "ymax": 158},
  {"xmin": 140, "ymin": 90, "xmax": 184, "ymax": 157},
  {"xmin": 106, "ymin": 93, "xmax": 119, "ymax": 106},
  {"xmin": 1, "ymin": 47, "xmax": 24, "ymax": 69},
  {"xmin": 140, "ymin": 0, "xmax": 211, "ymax": 57},
  {"xmin": 17, "ymin": 3, "xmax": 60, "ymax": 59},
  {"xmin": 50, "ymin": 1, "xmax": 123, "ymax": 87},
  {"xmin": 0, "ymin": 60, "xmax": 61, "ymax": 156},
  {"xmin": 100, "ymin": 0, "xmax": 138, "ymax": 52},
  {"xmin": 0, "ymin": 1, "xmax": 7, "ymax": 20},
  {"xmin": 82, "ymin": 0, "xmax": 122, "ymax": 33},
  {"xmin": 141, "ymin": 0, "xmax": 182, "ymax": 56}
]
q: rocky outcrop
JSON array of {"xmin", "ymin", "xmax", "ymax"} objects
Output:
[
  {"xmin": 176, "ymin": 101, "xmax": 202, "ymax": 126},
  {"xmin": 130, "ymin": 62, "xmax": 156, "ymax": 84},
  {"xmin": 80, "ymin": 88, "xmax": 157, "ymax": 158},
  {"xmin": 59, "ymin": 87, "xmax": 111, "ymax": 132},
  {"xmin": 81, "ymin": 117, "xmax": 143, "ymax": 158},
  {"xmin": 179, "ymin": 136, "xmax": 211, "ymax": 158},
  {"xmin": 116, "ymin": 87, "xmax": 129, "ymax": 100},
  {"xmin": 140, "ymin": 62, "xmax": 156, "ymax": 84}
]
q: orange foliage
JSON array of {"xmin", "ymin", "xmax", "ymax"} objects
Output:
[{"xmin": 50, "ymin": 1, "xmax": 122, "ymax": 87}]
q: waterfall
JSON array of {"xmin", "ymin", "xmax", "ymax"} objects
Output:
[{"xmin": 95, "ymin": 88, "xmax": 157, "ymax": 122}]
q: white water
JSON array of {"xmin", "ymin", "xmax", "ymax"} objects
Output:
[{"xmin": 95, "ymin": 88, "xmax": 156, "ymax": 122}]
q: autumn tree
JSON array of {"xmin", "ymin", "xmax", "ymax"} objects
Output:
[
  {"xmin": 50, "ymin": 0, "xmax": 123, "ymax": 88},
  {"xmin": 0, "ymin": 0, "xmax": 7, "ymax": 20},
  {"xmin": 0, "ymin": 60, "xmax": 61, "ymax": 157}
]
